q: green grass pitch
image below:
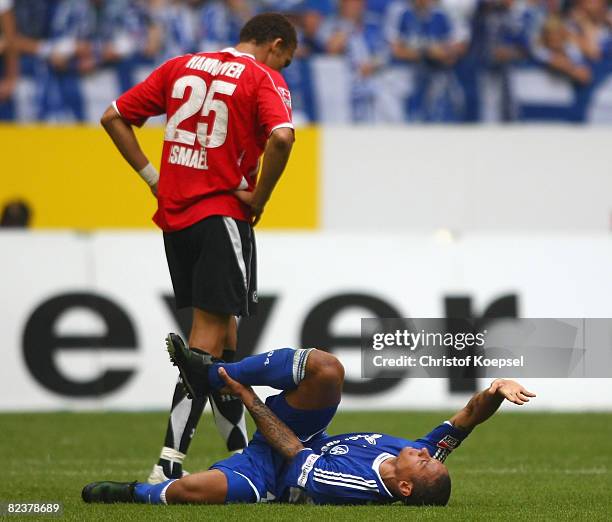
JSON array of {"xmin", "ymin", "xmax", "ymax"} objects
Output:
[{"xmin": 2, "ymin": 410, "xmax": 611, "ymax": 521}]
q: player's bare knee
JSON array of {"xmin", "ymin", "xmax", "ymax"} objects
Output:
[{"xmin": 307, "ymin": 349, "xmax": 344, "ymax": 386}]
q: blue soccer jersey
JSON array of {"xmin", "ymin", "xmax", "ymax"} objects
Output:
[{"xmin": 280, "ymin": 422, "xmax": 470, "ymax": 505}]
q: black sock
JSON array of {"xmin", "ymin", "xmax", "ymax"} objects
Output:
[
  {"xmin": 158, "ymin": 378, "xmax": 207, "ymax": 478},
  {"xmin": 209, "ymin": 349, "xmax": 248, "ymax": 452}
]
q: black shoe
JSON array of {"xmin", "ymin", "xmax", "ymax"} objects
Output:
[
  {"xmin": 81, "ymin": 481, "xmax": 136, "ymax": 503},
  {"xmin": 165, "ymin": 333, "xmax": 219, "ymax": 399}
]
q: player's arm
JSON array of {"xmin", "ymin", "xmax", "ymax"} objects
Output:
[
  {"xmin": 449, "ymin": 379, "xmax": 536, "ymax": 431},
  {"xmin": 100, "ymin": 58, "xmax": 172, "ymax": 195},
  {"xmin": 235, "ymin": 127, "xmax": 294, "ymax": 225},
  {"xmin": 251, "ymin": 127, "xmax": 294, "ymax": 221},
  {"xmin": 0, "ymin": 6, "xmax": 19, "ymax": 101},
  {"xmin": 217, "ymin": 367, "xmax": 305, "ymax": 460},
  {"xmin": 100, "ymin": 105, "xmax": 159, "ymax": 195}
]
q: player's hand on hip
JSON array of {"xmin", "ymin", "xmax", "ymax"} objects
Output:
[
  {"xmin": 490, "ymin": 379, "xmax": 536, "ymax": 405},
  {"xmin": 218, "ymin": 367, "xmax": 252, "ymax": 401},
  {"xmin": 234, "ymin": 190, "xmax": 264, "ymax": 226}
]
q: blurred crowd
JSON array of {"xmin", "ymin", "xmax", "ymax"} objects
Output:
[{"xmin": 2, "ymin": 0, "xmax": 612, "ymax": 123}]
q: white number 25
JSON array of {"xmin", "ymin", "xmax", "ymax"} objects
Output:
[{"xmin": 164, "ymin": 75, "xmax": 236, "ymax": 148}]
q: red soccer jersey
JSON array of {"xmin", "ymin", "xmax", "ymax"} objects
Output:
[{"xmin": 114, "ymin": 47, "xmax": 293, "ymax": 232}]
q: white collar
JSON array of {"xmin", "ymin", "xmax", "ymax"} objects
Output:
[
  {"xmin": 371, "ymin": 452, "xmax": 395, "ymax": 498},
  {"xmin": 222, "ymin": 47, "xmax": 255, "ymax": 60}
]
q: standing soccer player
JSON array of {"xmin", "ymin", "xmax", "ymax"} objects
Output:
[{"xmin": 100, "ymin": 13, "xmax": 297, "ymax": 483}]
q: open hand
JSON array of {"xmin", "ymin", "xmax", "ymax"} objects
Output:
[
  {"xmin": 217, "ymin": 367, "xmax": 252, "ymax": 401},
  {"xmin": 489, "ymin": 379, "xmax": 536, "ymax": 405}
]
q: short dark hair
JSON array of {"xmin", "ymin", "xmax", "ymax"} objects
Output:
[
  {"xmin": 239, "ymin": 13, "xmax": 297, "ymax": 50},
  {"xmin": 403, "ymin": 471, "xmax": 451, "ymax": 507}
]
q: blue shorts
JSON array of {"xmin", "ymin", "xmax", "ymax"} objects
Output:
[{"xmin": 210, "ymin": 392, "xmax": 337, "ymax": 503}]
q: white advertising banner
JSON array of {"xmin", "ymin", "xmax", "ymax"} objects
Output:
[
  {"xmin": 322, "ymin": 126, "xmax": 612, "ymax": 233},
  {"xmin": 1, "ymin": 231, "xmax": 611, "ymax": 411}
]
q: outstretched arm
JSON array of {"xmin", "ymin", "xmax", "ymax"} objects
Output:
[
  {"xmin": 218, "ymin": 367, "xmax": 305, "ymax": 460},
  {"xmin": 450, "ymin": 379, "xmax": 536, "ymax": 431}
]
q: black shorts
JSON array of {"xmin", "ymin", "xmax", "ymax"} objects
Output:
[{"xmin": 163, "ymin": 215, "xmax": 257, "ymax": 316}]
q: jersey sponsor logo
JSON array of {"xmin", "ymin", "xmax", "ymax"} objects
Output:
[
  {"xmin": 437, "ymin": 434, "xmax": 460, "ymax": 450},
  {"xmin": 277, "ymin": 87, "xmax": 292, "ymax": 109},
  {"xmin": 297, "ymin": 452, "xmax": 320, "ymax": 487},
  {"xmin": 329, "ymin": 445, "xmax": 349, "ymax": 455},
  {"xmin": 433, "ymin": 447, "xmax": 451, "ymax": 463},
  {"xmin": 168, "ymin": 145, "xmax": 208, "ymax": 170}
]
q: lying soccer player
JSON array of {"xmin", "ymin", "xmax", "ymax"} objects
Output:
[{"xmin": 82, "ymin": 335, "xmax": 536, "ymax": 506}]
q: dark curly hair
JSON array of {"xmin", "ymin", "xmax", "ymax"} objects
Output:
[
  {"xmin": 403, "ymin": 470, "xmax": 451, "ymax": 506},
  {"xmin": 239, "ymin": 13, "xmax": 297, "ymax": 50}
]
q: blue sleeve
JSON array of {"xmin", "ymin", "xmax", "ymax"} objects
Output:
[
  {"xmin": 415, "ymin": 421, "xmax": 471, "ymax": 463},
  {"xmin": 287, "ymin": 449, "xmax": 321, "ymax": 490}
]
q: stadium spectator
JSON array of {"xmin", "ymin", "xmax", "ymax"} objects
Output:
[
  {"xmin": 386, "ymin": 0, "xmax": 465, "ymax": 121},
  {"xmin": 318, "ymin": 0, "xmax": 389, "ymax": 121},
  {"xmin": 197, "ymin": 0, "xmax": 254, "ymax": 52},
  {"xmin": 15, "ymin": 0, "xmax": 161, "ymax": 121},
  {"xmin": 153, "ymin": 0, "xmax": 200, "ymax": 62},
  {"xmin": 15, "ymin": 0, "xmax": 90, "ymax": 121},
  {"xmin": 475, "ymin": 0, "xmax": 532, "ymax": 121},
  {"xmin": 534, "ymin": 14, "xmax": 592, "ymax": 84},
  {"xmin": 386, "ymin": 0, "xmax": 467, "ymax": 65},
  {"xmin": 440, "ymin": 0, "xmax": 478, "ymax": 120},
  {"xmin": 90, "ymin": 0, "xmax": 163, "ymax": 91},
  {"xmin": 0, "ymin": 0, "xmax": 18, "ymax": 120},
  {"xmin": 5, "ymin": 0, "xmax": 612, "ymax": 123},
  {"xmin": 297, "ymin": 0, "xmax": 335, "ymax": 55},
  {"xmin": 568, "ymin": 0, "xmax": 612, "ymax": 63}
]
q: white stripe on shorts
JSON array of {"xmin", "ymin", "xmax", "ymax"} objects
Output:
[
  {"xmin": 222, "ymin": 217, "xmax": 248, "ymax": 291},
  {"xmin": 233, "ymin": 471, "xmax": 261, "ymax": 502}
]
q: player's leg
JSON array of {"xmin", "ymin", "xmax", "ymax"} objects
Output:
[
  {"xmin": 151, "ymin": 221, "xmax": 234, "ymax": 482},
  {"xmin": 207, "ymin": 315, "xmax": 249, "ymax": 452},
  {"xmin": 152, "ymin": 311, "xmax": 244, "ymax": 481},
  {"xmin": 149, "ymin": 226, "xmax": 207, "ymax": 482},
  {"xmin": 193, "ymin": 217, "xmax": 255, "ymax": 453},
  {"xmin": 188, "ymin": 308, "xmax": 232, "ymax": 357},
  {"xmin": 284, "ymin": 348, "xmax": 344, "ymax": 409},
  {"xmin": 206, "ymin": 347, "xmax": 344, "ymax": 408},
  {"xmin": 207, "ymin": 348, "xmax": 343, "ymax": 443},
  {"xmin": 82, "ymin": 470, "xmax": 228, "ymax": 505},
  {"xmin": 152, "ymin": 217, "xmax": 254, "ymax": 480},
  {"xmin": 192, "ymin": 216, "xmax": 255, "ymax": 454},
  {"xmin": 164, "ymin": 469, "xmax": 228, "ymax": 504},
  {"xmin": 149, "ymin": 376, "xmax": 207, "ymax": 482}
]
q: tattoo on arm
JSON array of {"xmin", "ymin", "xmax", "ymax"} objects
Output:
[{"xmin": 246, "ymin": 395, "xmax": 305, "ymax": 460}]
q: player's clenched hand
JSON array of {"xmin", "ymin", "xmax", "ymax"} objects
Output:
[
  {"xmin": 489, "ymin": 379, "xmax": 536, "ymax": 405},
  {"xmin": 217, "ymin": 367, "xmax": 253, "ymax": 402},
  {"xmin": 234, "ymin": 190, "xmax": 264, "ymax": 226}
]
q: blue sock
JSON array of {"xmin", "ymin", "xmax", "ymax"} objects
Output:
[
  {"xmin": 208, "ymin": 348, "xmax": 310, "ymax": 391},
  {"xmin": 133, "ymin": 480, "xmax": 175, "ymax": 504}
]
